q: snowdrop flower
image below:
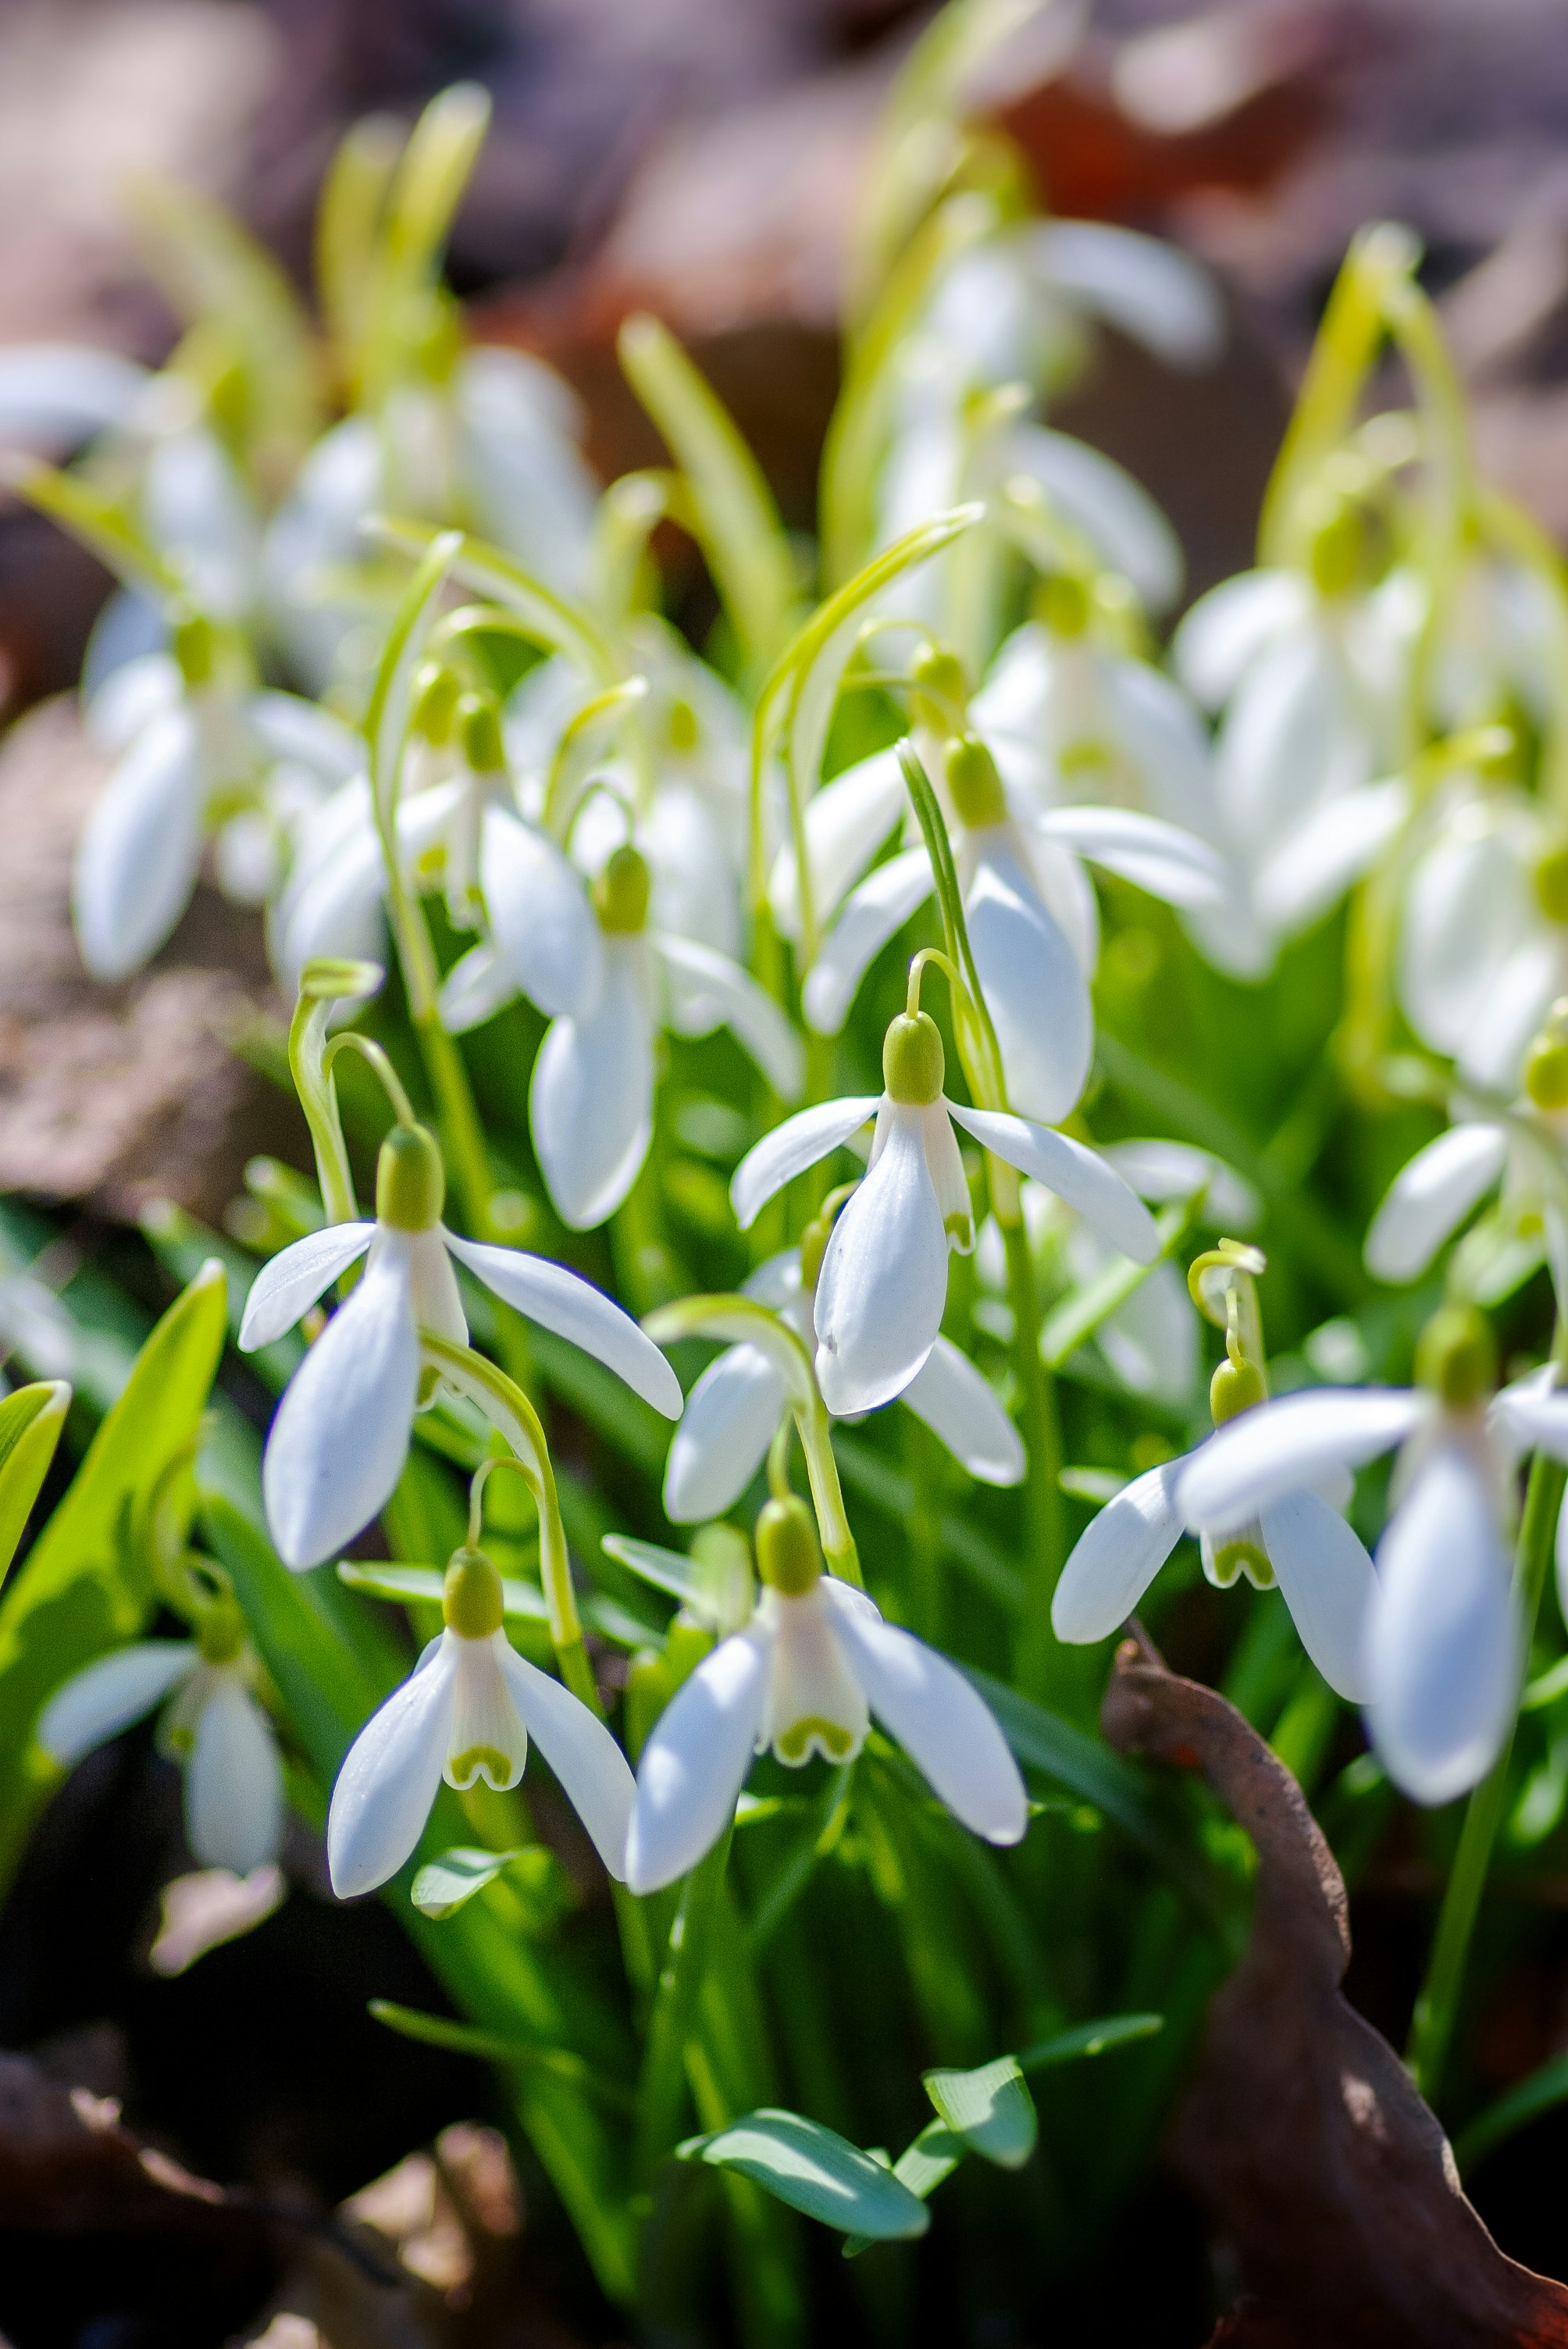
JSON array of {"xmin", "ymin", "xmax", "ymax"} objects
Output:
[
  {"xmin": 1425, "ymin": 546, "xmax": 1560, "ymax": 736},
  {"xmin": 1053, "ymin": 1245, "xmax": 1377, "ymax": 1700},
  {"xmin": 1176, "ymin": 1309, "xmax": 1568, "ymax": 1803},
  {"xmin": 74, "ymin": 616, "xmax": 363, "ymax": 980},
  {"xmin": 662, "ymin": 1220, "xmax": 1023, "ymax": 1525},
  {"xmin": 625, "ymin": 1495, "xmax": 1027, "ymax": 1893},
  {"xmin": 528, "ymin": 845, "xmax": 804, "ymax": 1230},
  {"xmin": 730, "ymin": 1007, "xmax": 1158, "ymax": 1416},
  {"xmin": 39, "ymin": 1626, "xmax": 283, "ymax": 1876},
  {"xmin": 238, "ymin": 1120, "xmax": 682, "ymax": 1568},
  {"xmin": 1171, "ymin": 528, "xmax": 1419, "ymax": 975},
  {"xmin": 0, "ymin": 340, "xmax": 149, "ymax": 453},
  {"xmin": 328, "ymin": 1543, "xmax": 635, "ymax": 1895},
  {"xmin": 793, "ymin": 728, "xmax": 1222, "ymax": 1121},
  {"xmin": 1397, "ymin": 788, "xmax": 1568, "ymax": 1096}
]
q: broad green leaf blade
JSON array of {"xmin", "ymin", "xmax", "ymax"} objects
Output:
[
  {"xmin": 679, "ymin": 2109, "xmax": 930, "ymax": 2241},
  {"xmin": 1016, "ymin": 2013, "xmax": 1165, "ymax": 2072},
  {"xmin": 0, "ymin": 1382, "xmax": 69, "ymax": 1587},
  {"xmin": 412, "ymin": 1845, "xmax": 528, "ymax": 1918},
  {"xmin": 618, "ymin": 313, "xmax": 797, "ymax": 677},
  {"xmin": 0, "ymin": 1263, "xmax": 229, "ymax": 1887},
  {"xmin": 843, "ymin": 2120, "xmax": 964, "ymax": 2257},
  {"xmin": 922, "ymin": 2057, "xmax": 1036, "ymax": 2169}
]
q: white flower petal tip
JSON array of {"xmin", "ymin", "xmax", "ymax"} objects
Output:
[
  {"xmin": 262, "ymin": 1239, "xmax": 421, "ymax": 1570},
  {"xmin": 237, "ymin": 1222, "xmax": 376, "ymax": 1351},
  {"xmin": 73, "ymin": 707, "xmax": 203, "ymax": 980},
  {"xmin": 947, "ymin": 1104, "xmax": 1160, "ymax": 1264},
  {"xmin": 900, "ymin": 1339, "xmax": 1024, "ymax": 1486},
  {"xmin": 37, "ymin": 1641, "xmax": 198, "ymax": 1768},
  {"xmin": 820, "ymin": 1584, "xmax": 1028, "ymax": 1845},
  {"xmin": 1050, "ymin": 1462, "xmax": 1185, "ymax": 1643},
  {"xmin": 1364, "ymin": 1125, "xmax": 1509, "ymax": 1285},
  {"xmin": 1257, "ymin": 1490, "xmax": 1377, "ymax": 1705},
  {"xmin": 661, "ymin": 1345, "xmax": 786, "ymax": 1522},
  {"xmin": 1177, "ymin": 1388, "xmax": 1428, "ymax": 1531},
  {"xmin": 729, "ymin": 1096, "xmax": 878, "ymax": 1231},
  {"xmin": 186, "ymin": 1673, "xmax": 284, "ymax": 1875},
  {"xmin": 327, "ymin": 1641, "xmax": 460, "ymax": 1898},
  {"xmin": 443, "ymin": 1234, "xmax": 683, "ymax": 1417},
  {"xmin": 498, "ymin": 1647, "xmax": 636, "ymax": 1879},
  {"xmin": 529, "ymin": 943, "xmax": 654, "ymax": 1231},
  {"xmin": 625, "ymin": 1628, "xmax": 772, "ymax": 1895}
]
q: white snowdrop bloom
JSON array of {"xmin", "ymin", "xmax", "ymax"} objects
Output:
[
  {"xmin": 141, "ymin": 426, "xmax": 261, "ymax": 626},
  {"xmin": 528, "ymin": 846, "xmax": 804, "ymax": 1231},
  {"xmin": 0, "ymin": 341, "xmax": 150, "ymax": 452},
  {"xmin": 1171, "ymin": 551, "xmax": 1420, "ymax": 975},
  {"xmin": 662, "ymin": 1234, "xmax": 1023, "ymax": 1526},
  {"xmin": 39, "ymin": 1631, "xmax": 283, "ymax": 1876},
  {"xmin": 505, "ymin": 636, "xmax": 750, "ymax": 963},
  {"xmin": 1364, "ymin": 1093, "xmax": 1568, "ymax": 1308},
  {"xmin": 239, "ymin": 1121, "xmax": 682, "ymax": 1569},
  {"xmin": 73, "ymin": 621, "xmax": 365, "ymax": 982},
  {"xmin": 1174, "ymin": 1314, "xmax": 1568, "ymax": 1804},
  {"xmin": 327, "ymin": 1545, "xmax": 635, "ymax": 1895},
  {"xmin": 625, "ymin": 1496, "xmax": 1027, "ymax": 1894},
  {"xmin": 1425, "ymin": 547, "xmax": 1559, "ymax": 736},
  {"xmin": 1397, "ymin": 788, "xmax": 1568, "ymax": 1096},
  {"xmin": 730, "ymin": 1009, "xmax": 1158, "ymax": 1417},
  {"xmin": 793, "ymin": 729, "xmax": 1223, "ymax": 1122}
]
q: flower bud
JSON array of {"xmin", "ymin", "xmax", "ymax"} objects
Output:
[
  {"xmin": 756, "ymin": 1495, "xmax": 821, "ymax": 1595},
  {"xmin": 458, "ymin": 692, "xmax": 505, "ymax": 775},
  {"xmin": 945, "ymin": 734, "xmax": 1007, "ymax": 829},
  {"xmin": 376, "ymin": 1123, "xmax": 446, "ymax": 1231},
  {"xmin": 593, "ymin": 844, "xmax": 651, "ymax": 934},
  {"xmin": 1037, "ymin": 572, "xmax": 1089, "ymax": 639},
  {"xmin": 443, "ymin": 1546, "xmax": 505, "ymax": 1639},
  {"xmin": 1415, "ymin": 1303, "xmax": 1496, "ymax": 1410},
  {"xmin": 1210, "ymin": 1354, "xmax": 1267, "ymax": 1424},
  {"xmin": 1527, "ymin": 1035, "xmax": 1568, "ymax": 1111},
  {"xmin": 911, "ymin": 646, "xmax": 968, "ymax": 737},
  {"xmin": 882, "ymin": 1010, "xmax": 945, "ymax": 1105}
]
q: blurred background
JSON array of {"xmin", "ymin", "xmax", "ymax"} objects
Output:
[{"xmin": 5, "ymin": 2, "xmax": 1568, "ymax": 2343}]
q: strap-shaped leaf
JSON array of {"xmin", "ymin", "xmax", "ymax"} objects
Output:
[
  {"xmin": 0, "ymin": 1382, "xmax": 69, "ymax": 1588},
  {"xmin": 922, "ymin": 2055, "xmax": 1037, "ymax": 2169},
  {"xmin": 1016, "ymin": 2013, "xmax": 1165, "ymax": 2071},
  {"xmin": 410, "ymin": 1843, "xmax": 568, "ymax": 1924},
  {"xmin": 679, "ymin": 2109, "xmax": 930, "ymax": 2241},
  {"xmin": 642, "ymin": 1293, "xmax": 814, "ymax": 1414},
  {"xmin": 843, "ymin": 2119, "xmax": 964, "ymax": 2258}
]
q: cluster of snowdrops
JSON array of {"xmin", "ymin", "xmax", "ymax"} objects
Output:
[{"xmin": 11, "ymin": 34, "xmax": 1568, "ymax": 2268}]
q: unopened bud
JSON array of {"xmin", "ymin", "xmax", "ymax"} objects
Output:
[
  {"xmin": 882, "ymin": 1010, "xmax": 944, "ymax": 1105},
  {"xmin": 945, "ymin": 734, "xmax": 1007, "ymax": 829},
  {"xmin": 444, "ymin": 1545, "xmax": 504, "ymax": 1639},
  {"xmin": 376, "ymin": 1123, "xmax": 445, "ymax": 1230},
  {"xmin": 593, "ymin": 844, "xmax": 651, "ymax": 934},
  {"xmin": 1210, "ymin": 1355, "xmax": 1267, "ymax": 1424},
  {"xmin": 756, "ymin": 1495, "xmax": 821, "ymax": 1595}
]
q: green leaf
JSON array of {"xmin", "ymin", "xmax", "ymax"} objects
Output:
[
  {"xmin": 366, "ymin": 528, "xmax": 462, "ymax": 830},
  {"xmin": 369, "ymin": 518, "xmax": 615, "ymax": 682},
  {"xmin": 370, "ymin": 1999, "xmax": 635, "ymax": 2112},
  {"xmin": 921, "ymin": 2055, "xmax": 1036, "ymax": 2169},
  {"xmin": 679, "ymin": 2109, "xmax": 931, "ymax": 2241},
  {"xmin": 0, "ymin": 1382, "xmax": 69, "ymax": 1588},
  {"xmin": 412, "ymin": 1845, "xmax": 527, "ymax": 1918},
  {"xmin": 618, "ymin": 313, "xmax": 797, "ymax": 678},
  {"xmin": 1016, "ymin": 2013, "xmax": 1165, "ymax": 2072},
  {"xmin": 600, "ymin": 1534, "xmax": 707, "ymax": 1611},
  {"xmin": 0, "ymin": 1263, "xmax": 229, "ymax": 1887},
  {"xmin": 1039, "ymin": 1202, "xmax": 1196, "ymax": 1370},
  {"xmin": 13, "ymin": 460, "xmax": 182, "ymax": 606},
  {"xmin": 1456, "ymin": 2047, "xmax": 1568, "ymax": 2173},
  {"xmin": 842, "ymin": 2120, "xmax": 965, "ymax": 2256}
]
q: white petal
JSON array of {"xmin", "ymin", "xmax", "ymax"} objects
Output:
[
  {"xmin": 445, "ymin": 1632, "xmax": 530, "ymax": 1789},
  {"xmin": 1258, "ymin": 1490, "xmax": 1377, "ymax": 1703},
  {"xmin": 625, "ymin": 1626, "xmax": 772, "ymax": 1893},
  {"xmin": 801, "ymin": 847, "xmax": 935, "ymax": 1035},
  {"xmin": 1050, "ymin": 1461, "xmax": 1185, "ymax": 1641},
  {"xmin": 759, "ymin": 1585, "xmax": 868, "ymax": 1762},
  {"xmin": 404, "ymin": 1225, "xmax": 469, "ymax": 1346},
  {"xmin": 1003, "ymin": 423, "xmax": 1184, "ymax": 611},
  {"xmin": 38, "ymin": 1641, "xmax": 197, "ymax": 1767},
  {"xmin": 438, "ymin": 941, "xmax": 519, "ymax": 1034},
  {"xmin": 444, "ymin": 1233, "xmax": 682, "ymax": 1416},
  {"xmin": 900, "ymin": 1338, "xmax": 1024, "ymax": 1485},
  {"xmin": 249, "ymin": 691, "xmax": 364, "ymax": 785},
  {"xmin": 186, "ymin": 1674, "xmax": 284, "ymax": 1873},
  {"xmin": 1491, "ymin": 1365, "xmax": 1568, "ymax": 1466},
  {"xmin": 530, "ymin": 940, "xmax": 654, "ymax": 1229},
  {"xmin": 1255, "ymin": 776, "xmax": 1411, "ymax": 936},
  {"xmin": 497, "ymin": 1645, "xmax": 636, "ymax": 1877},
  {"xmin": 1366, "ymin": 1445, "xmax": 1520, "ymax": 1805},
  {"xmin": 327, "ymin": 1641, "xmax": 459, "ymax": 1896},
  {"xmin": 1171, "ymin": 569, "xmax": 1309, "ymax": 708},
  {"xmin": 0, "ymin": 342, "xmax": 148, "ymax": 448},
  {"xmin": 1456, "ymin": 934, "xmax": 1562, "ymax": 1096},
  {"xmin": 947, "ymin": 1104, "xmax": 1160, "ymax": 1263},
  {"xmin": 818, "ymin": 1581, "xmax": 1027, "ymax": 1843},
  {"xmin": 238, "ymin": 1223, "xmax": 376, "ymax": 1350},
  {"xmin": 814, "ymin": 1104, "xmax": 949, "ymax": 1413},
  {"xmin": 1097, "ymin": 657, "xmax": 1215, "ymax": 836},
  {"xmin": 1032, "ymin": 219, "xmax": 1223, "ymax": 369},
  {"xmin": 1214, "ymin": 629, "xmax": 1368, "ymax": 853},
  {"xmin": 965, "ymin": 845, "xmax": 1092, "ymax": 1124},
  {"xmin": 73, "ymin": 704, "xmax": 204, "ymax": 979},
  {"xmin": 768, "ymin": 745, "xmax": 906, "ymax": 940},
  {"xmin": 85, "ymin": 651, "xmax": 180, "ymax": 753},
  {"xmin": 729, "ymin": 1096, "xmax": 879, "ymax": 1230},
  {"xmin": 1365, "ymin": 1125, "xmax": 1509, "ymax": 1284},
  {"xmin": 1177, "ymin": 1388, "xmax": 1428, "ymax": 1531},
  {"xmin": 1035, "ymin": 805, "xmax": 1226, "ymax": 909},
  {"xmin": 655, "ymin": 932, "xmax": 806, "ymax": 1100},
  {"xmin": 262, "ymin": 1236, "xmax": 420, "ymax": 1570},
  {"xmin": 1100, "ymin": 1139, "xmax": 1260, "ymax": 1230},
  {"xmin": 482, "ymin": 806, "xmax": 603, "ymax": 1020},
  {"xmin": 1398, "ymin": 823, "xmax": 1531, "ymax": 1058},
  {"xmin": 663, "ymin": 1345, "xmax": 786, "ymax": 1521}
]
